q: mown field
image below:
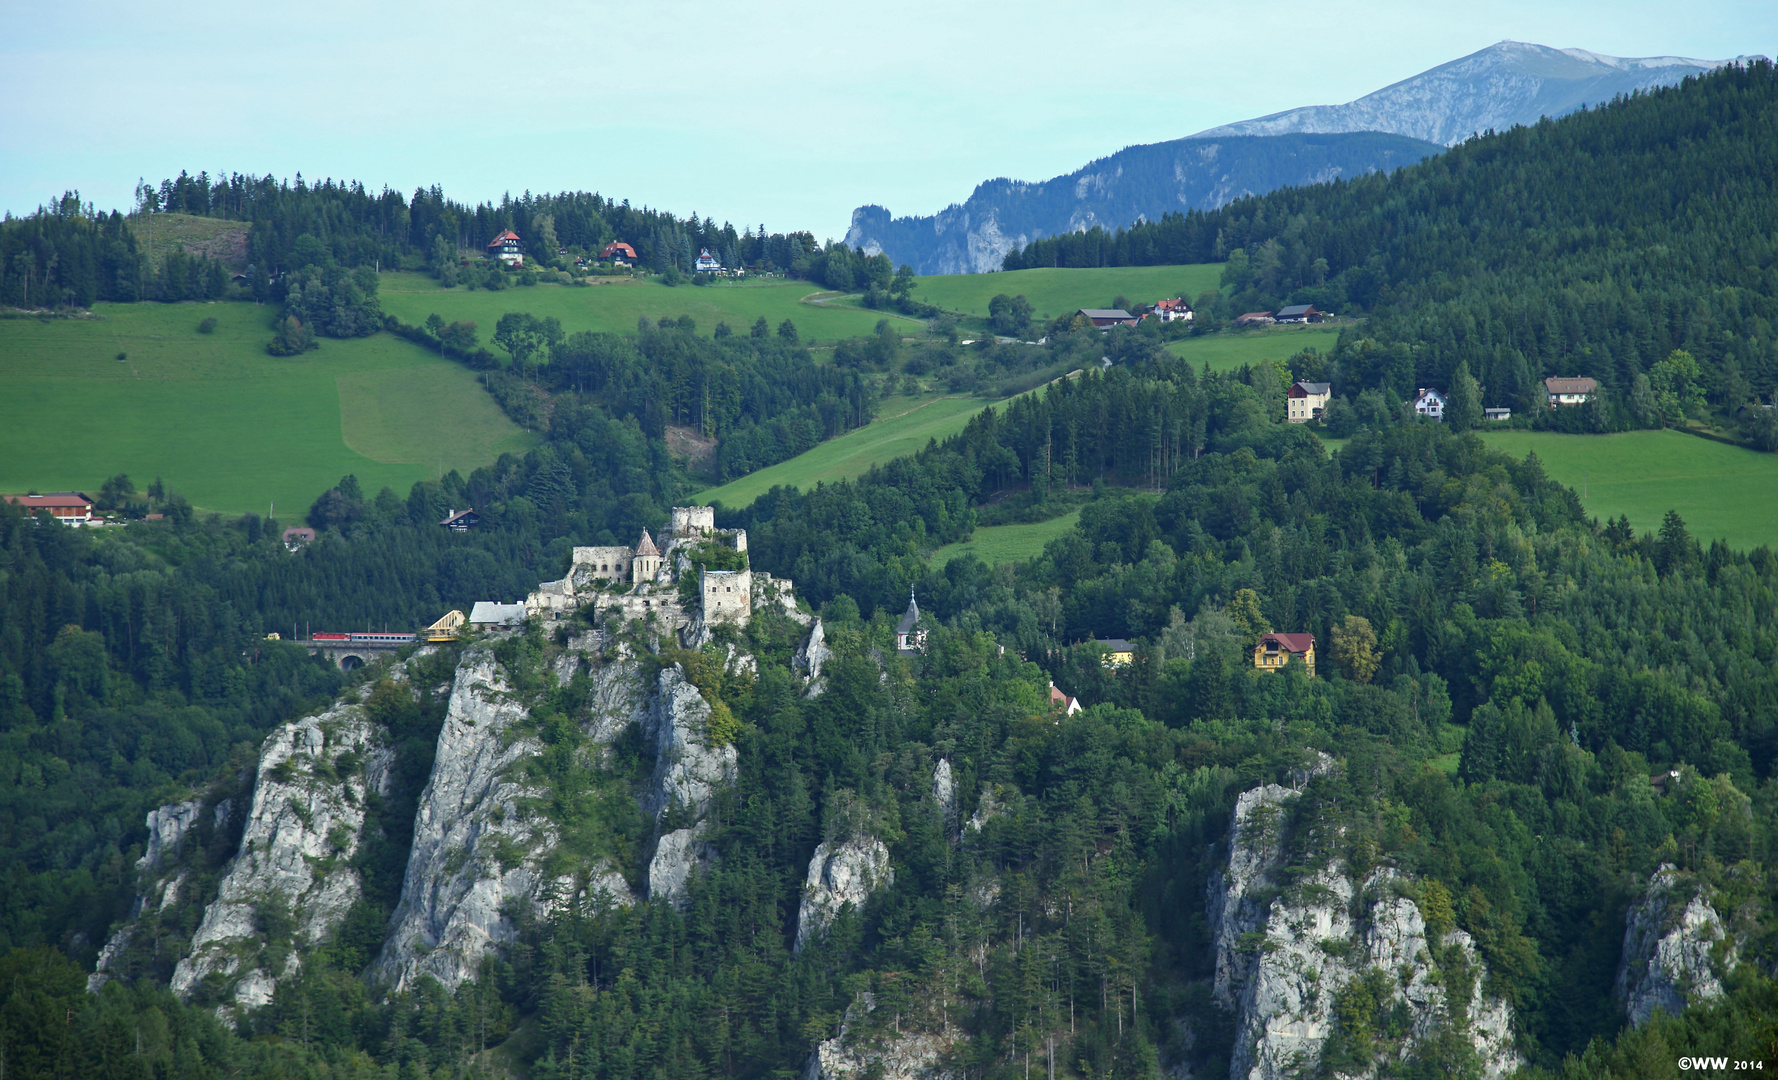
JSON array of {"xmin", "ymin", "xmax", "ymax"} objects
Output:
[
  {"xmin": 1166, "ymin": 325, "xmax": 1344, "ymax": 372},
  {"xmin": 930, "ymin": 510, "xmax": 1084, "ymax": 569},
  {"xmin": 0, "ymin": 303, "xmax": 534, "ymax": 517},
  {"xmin": 698, "ymin": 392, "xmax": 1009, "ymax": 507},
  {"xmin": 912, "ymin": 265, "xmax": 1223, "ymax": 323},
  {"xmin": 378, "ymin": 272, "xmax": 902, "ymax": 342},
  {"xmin": 1480, "ymin": 429, "xmax": 1778, "ymax": 550}
]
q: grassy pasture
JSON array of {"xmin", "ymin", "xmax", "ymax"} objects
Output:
[
  {"xmin": 378, "ymin": 272, "xmax": 903, "ymax": 342},
  {"xmin": 912, "ymin": 265, "xmax": 1223, "ymax": 322},
  {"xmin": 0, "ymin": 303, "xmax": 534, "ymax": 517},
  {"xmin": 697, "ymin": 392, "xmax": 1011, "ymax": 508},
  {"xmin": 1480, "ymin": 429, "xmax": 1778, "ymax": 550},
  {"xmin": 1166, "ymin": 325, "xmax": 1344, "ymax": 372},
  {"xmin": 930, "ymin": 510, "xmax": 1084, "ymax": 569}
]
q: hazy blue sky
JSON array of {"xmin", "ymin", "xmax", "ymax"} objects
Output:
[{"xmin": 2, "ymin": 1, "xmax": 1771, "ymax": 240}]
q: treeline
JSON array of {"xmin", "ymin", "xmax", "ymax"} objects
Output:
[
  {"xmin": 0, "ymin": 193, "xmax": 233, "ymax": 308},
  {"xmin": 1002, "ymin": 61, "xmax": 1778, "ymax": 423}
]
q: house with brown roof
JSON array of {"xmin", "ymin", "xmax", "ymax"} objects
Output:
[
  {"xmin": 4, "ymin": 492, "xmax": 95, "ymax": 525},
  {"xmin": 1048, "ymin": 681, "xmax": 1083, "ymax": 716},
  {"xmin": 487, "ymin": 230, "xmax": 524, "ymax": 266},
  {"xmin": 600, "ymin": 241, "xmax": 638, "ymax": 265},
  {"xmin": 282, "ymin": 526, "xmax": 316, "ymax": 551},
  {"xmin": 1076, "ymin": 308, "xmax": 1138, "ymax": 329},
  {"xmin": 1253, "ymin": 632, "xmax": 1316, "ymax": 677},
  {"xmin": 1544, "ymin": 376, "xmax": 1598, "ymax": 407},
  {"xmin": 439, "ymin": 508, "xmax": 480, "ymax": 531}
]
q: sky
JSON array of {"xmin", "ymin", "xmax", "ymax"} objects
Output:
[{"xmin": 1, "ymin": 1, "xmax": 1772, "ymax": 242}]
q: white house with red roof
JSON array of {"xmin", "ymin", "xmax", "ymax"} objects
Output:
[
  {"xmin": 1152, "ymin": 297, "xmax": 1194, "ymax": 322},
  {"xmin": 487, "ymin": 230, "xmax": 524, "ymax": 266}
]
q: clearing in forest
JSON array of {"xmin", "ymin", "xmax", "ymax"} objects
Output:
[
  {"xmin": 697, "ymin": 392, "xmax": 1015, "ymax": 508},
  {"xmin": 913, "ymin": 265, "xmax": 1223, "ymax": 323},
  {"xmin": 1166, "ymin": 325, "xmax": 1344, "ymax": 372},
  {"xmin": 0, "ymin": 302, "xmax": 534, "ymax": 517},
  {"xmin": 1481, "ymin": 428, "xmax": 1778, "ymax": 550},
  {"xmin": 377, "ymin": 272, "xmax": 902, "ymax": 342},
  {"xmin": 929, "ymin": 510, "xmax": 1085, "ymax": 569}
]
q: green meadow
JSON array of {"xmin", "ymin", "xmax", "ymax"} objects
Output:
[
  {"xmin": 913, "ymin": 265, "xmax": 1223, "ymax": 323},
  {"xmin": 1166, "ymin": 325, "xmax": 1344, "ymax": 372},
  {"xmin": 1480, "ymin": 429, "xmax": 1778, "ymax": 550},
  {"xmin": 378, "ymin": 272, "xmax": 903, "ymax": 342},
  {"xmin": 0, "ymin": 303, "xmax": 534, "ymax": 517},
  {"xmin": 930, "ymin": 510, "xmax": 1084, "ymax": 569},
  {"xmin": 698, "ymin": 392, "xmax": 1010, "ymax": 507}
]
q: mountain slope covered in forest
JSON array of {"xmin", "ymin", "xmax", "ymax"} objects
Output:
[{"xmin": 846, "ymin": 41, "xmax": 1752, "ymax": 275}]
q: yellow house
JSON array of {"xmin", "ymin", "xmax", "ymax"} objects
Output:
[
  {"xmin": 1287, "ymin": 381, "xmax": 1332, "ymax": 424},
  {"xmin": 1253, "ymin": 632, "xmax": 1316, "ymax": 677},
  {"xmin": 1095, "ymin": 638, "xmax": 1136, "ymax": 667}
]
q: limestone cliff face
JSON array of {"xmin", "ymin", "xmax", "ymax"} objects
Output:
[
  {"xmin": 802, "ymin": 992, "xmax": 957, "ymax": 1080},
  {"xmin": 89, "ymin": 798, "xmax": 211, "ymax": 992},
  {"xmin": 795, "ymin": 837, "xmax": 893, "ymax": 953},
  {"xmin": 644, "ymin": 664, "xmax": 738, "ymax": 905},
  {"xmin": 1211, "ymin": 778, "xmax": 1520, "ymax": 1080},
  {"xmin": 1616, "ymin": 865, "xmax": 1739, "ymax": 1026},
  {"xmin": 170, "ymin": 688, "xmax": 398, "ymax": 1018},
  {"xmin": 373, "ymin": 647, "xmax": 635, "ymax": 993},
  {"xmin": 796, "ymin": 619, "xmax": 833, "ymax": 696}
]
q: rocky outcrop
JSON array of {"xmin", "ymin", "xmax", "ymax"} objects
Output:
[
  {"xmin": 802, "ymin": 992, "xmax": 957, "ymax": 1080},
  {"xmin": 373, "ymin": 647, "xmax": 634, "ymax": 993},
  {"xmin": 89, "ymin": 798, "xmax": 206, "ymax": 992},
  {"xmin": 1616, "ymin": 865, "xmax": 1739, "ymax": 1026},
  {"xmin": 643, "ymin": 664, "xmax": 738, "ymax": 905},
  {"xmin": 797, "ymin": 619, "xmax": 833, "ymax": 696},
  {"xmin": 795, "ymin": 837, "xmax": 893, "ymax": 953},
  {"xmin": 1211, "ymin": 776, "xmax": 1520, "ymax": 1080},
  {"xmin": 170, "ymin": 691, "xmax": 398, "ymax": 1018},
  {"xmin": 932, "ymin": 760, "xmax": 956, "ymax": 830}
]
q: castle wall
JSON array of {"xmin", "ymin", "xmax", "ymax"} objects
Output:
[
  {"xmin": 574, "ymin": 546, "xmax": 635, "ymax": 579},
  {"xmin": 701, "ymin": 569, "xmax": 752, "ymax": 626},
  {"xmin": 672, "ymin": 506, "xmax": 716, "ymax": 536}
]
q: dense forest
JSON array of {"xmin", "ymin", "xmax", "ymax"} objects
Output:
[
  {"xmin": 3, "ymin": 46, "xmax": 1777, "ymax": 1080},
  {"xmin": 5, "ymin": 329, "xmax": 1776, "ymax": 1077},
  {"xmin": 1001, "ymin": 61, "xmax": 1778, "ymax": 431}
]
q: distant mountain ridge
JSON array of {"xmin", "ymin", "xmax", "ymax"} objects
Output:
[
  {"xmin": 1192, "ymin": 40, "xmax": 1753, "ymax": 146},
  {"xmin": 848, "ymin": 40, "xmax": 1761, "ymax": 274}
]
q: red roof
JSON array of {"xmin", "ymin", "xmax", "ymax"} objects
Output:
[
  {"xmin": 488, "ymin": 230, "xmax": 521, "ymax": 248},
  {"xmin": 1260, "ymin": 632, "xmax": 1316, "ymax": 654},
  {"xmin": 6, "ymin": 492, "xmax": 93, "ymax": 510},
  {"xmin": 601, "ymin": 241, "xmax": 638, "ymax": 259},
  {"xmin": 1154, "ymin": 298, "xmax": 1191, "ymax": 311}
]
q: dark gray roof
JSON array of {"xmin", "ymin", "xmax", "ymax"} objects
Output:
[
  {"xmin": 1095, "ymin": 638, "xmax": 1135, "ymax": 652},
  {"xmin": 1276, "ymin": 304, "xmax": 1317, "ymax": 317},
  {"xmin": 896, "ymin": 597, "xmax": 921, "ymax": 635},
  {"xmin": 1292, "ymin": 381, "xmax": 1332, "ymax": 395},
  {"xmin": 1078, "ymin": 308, "xmax": 1135, "ymax": 320}
]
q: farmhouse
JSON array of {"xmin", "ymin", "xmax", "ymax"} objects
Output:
[
  {"xmin": 439, "ymin": 508, "xmax": 480, "ymax": 531},
  {"xmin": 895, "ymin": 592, "xmax": 928, "ymax": 654},
  {"xmin": 1253, "ymin": 632, "xmax": 1316, "ymax": 677},
  {"xmin": 1151, "ymin": 298, "xmax": 1194, "ymax": 322},
  {"xmin": 1287, "ymin": 381, "xmax": 1332, "ymax": 424},
  {"xmin": 1049, "ymin": 681, "xmax": 1083, "ymax": 716},
  {"xmin": 695, "ymin": 248, "xmax": 722, "ymax": 272},
  {"xmin": 1412, "ymin": 388, "xmax": 1446, "ymax": 420},
  {"xmin": 1235, "ymin": 311, "xmax": 1275, "ymax": 327},
  {"xmin": 486, "ymin": 230, "xmax": 524, "ymax": 266},
  {"xmin": 282, "ymin": 526, "xmax": 316, "ymax": 551},
  {"xmin": 1275, "ymin": 304, "xmax": 1323, "ymax": 323},
  {"xmin": 1095, "ymin": 639, "xmax": 1135, "ymax": 667},
  {"xmin": 1076, "ymin": 308, "xmax": 1138, "ymax": 329},
  {"xmin": 1544, "ymin": 377, "xmax": 1597, "ymax": 407},
  {"xmin": 4, "ymin": 492, "xmax": 95, "ymax": 525},
  {"xmin": 600, "ymin": 241, "xmax": 638, "ymax": 265}
]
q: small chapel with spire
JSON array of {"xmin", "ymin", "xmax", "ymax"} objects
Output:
[{"xmin": 895, "ymin": 589, "xmax": 927, "ymax": 654}]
